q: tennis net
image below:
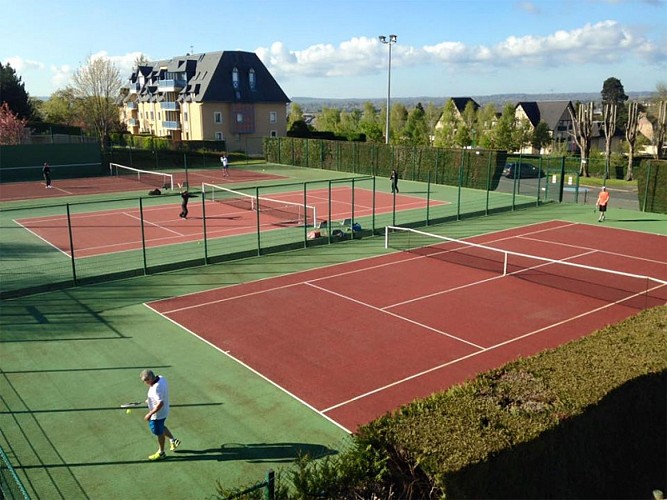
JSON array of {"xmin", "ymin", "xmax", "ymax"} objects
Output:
[
  {"xmin": 109, "ymin": 163, "xmax": 174, "ymax": 190},
  {"xmin": 385, "ymin": 226, "xmax": 667, "ymax": 308},
  {"xmin": 202, "ymin": 183, "xmax": 317, "ymax": 226}
]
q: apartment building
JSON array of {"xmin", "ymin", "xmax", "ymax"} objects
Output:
[{"xmin": 120, "ymin": 51, "xmax": 290, "ymax": 153}]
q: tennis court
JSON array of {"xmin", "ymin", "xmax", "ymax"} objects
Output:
[
  {"xmin": 147, "ymin": 220, "xmax": 666, "ymax": 431},
  {"xmin": 0, "ymin": 166, "xmax": 285, "ymax": 202},
  {"xmin": 14, "ymin": 187, "xmax": 446, "ymax": 258}
]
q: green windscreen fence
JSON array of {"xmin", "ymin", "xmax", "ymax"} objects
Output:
[{"xmin": 0, "ymin": 170, "xmax": 550, "ymax": 299}]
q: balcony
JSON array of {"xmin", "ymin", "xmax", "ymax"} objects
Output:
[
  {"xmin": 162, "ymin": 121, "xmax": 181, "ymax": 130},
  {"xmin": 127, "ymin": 118, "xmax": 138, "ymax": 126},
  {"xmin": 128, "ymin": 83, "xmax": 141, "ymax": 94},
  {"xmin": 160, "ymin": 102, "xmax": 179, "ymax": 111},
  {"xmin": 126, "ymin": 102, "xmax": 137, "ymax": 109},
  {"xmin": 158, "ymin": 79, "xmax": 186, "ymax": 91}
]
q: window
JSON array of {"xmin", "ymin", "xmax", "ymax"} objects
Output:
[
  {"xmin": 215, "ymin": 132, "xmax": 224, "ymax": 141},
  {"xmin": 269, "ymin": 111, "xmax": 277, "ymax": 123},
  {"xmin": 184, "ymin": 112, "xmax": 188, "ymax": 122},
  {"xmin": 150, "ymin": 111, "xmax": 154, "ymax": 119},
  {"xmin": 214, "ymin": 112, "xmax": 222, "ymax": 123},
  {"xmin": 249, "ymin": 68, "xmax": 256, "ymax": 90},
  {"xmin": 270, "ymin": 130, "xmax": 277, "ymax": 137},
  {"xmin": 232, "ymin": 67, "xmax": 239, "ymax": 88},
  {"xmin": 236, "ymin": 113, "xmax": 243, "ymax": 123}
]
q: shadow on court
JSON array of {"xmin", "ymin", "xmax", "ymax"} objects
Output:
[{"xmin": 173, "ymin": 442, "xmax": 338, "ymax": 463}]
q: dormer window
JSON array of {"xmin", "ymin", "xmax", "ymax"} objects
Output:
[
  {"xmin": 249, "ymin": 68, "xmax": 256, "ymax": 90},
  {"xmin": 232, "ymin": 67, "xmax": 239, "ymax": 89}
]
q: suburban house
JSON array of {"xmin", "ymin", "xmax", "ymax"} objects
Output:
[
  {"xmin": 433, "ymin": 97, "xmax": 481, "ymax": 144},
  {"xmin": 119, "ymin": 51, "xmax": 290, "ymax": 154},
  {"xmin": 514, "ymin": 100, "xmax": 576, "ymax": 154}
]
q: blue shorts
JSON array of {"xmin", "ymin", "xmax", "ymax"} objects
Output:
[{"xmin": 148, "ymin": 418, "xmax": 166, "ymax": 436}]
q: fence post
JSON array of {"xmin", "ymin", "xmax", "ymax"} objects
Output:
[
  {"xmin": 66, "ymin": 203, "xmax": 78, "ymax": 286},
  {"xmin": 201, "ymin": 193, "xmax": 209, "ymax": 264},
  {"xmin": 264, "ymin": 469, "xmax": 275, "ymax": 500},
  {"xmin": 139, "ymin": 198, "xmax": 148, "ymax": 275}
]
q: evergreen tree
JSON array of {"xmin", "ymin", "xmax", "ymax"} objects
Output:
[{"xmin": 0, "ymin": 62, "xmax": 34, "ymax": 120}]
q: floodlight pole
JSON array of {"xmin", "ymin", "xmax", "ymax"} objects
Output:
[{"xmin": 379, "ymin": 34, "xmax": 397, "ymax": 145}]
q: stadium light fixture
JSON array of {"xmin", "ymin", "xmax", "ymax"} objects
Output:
[{"xmin": 379, "ymin": 34, "xmax": 397, "ymax": 145}]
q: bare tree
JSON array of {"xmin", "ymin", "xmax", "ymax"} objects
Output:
[
  {"xmin": 71, "ymin": 54, "xmax": 123, "ymax": 145},
  {"xmin": 625, "ymin": 102, "xmax": 640, "ymax": 180},
  {"xmin": 602, "ymin": 103, "xmax": 618, "ymax": 179},
  {"xmin": 569, "ymin": 102, "xmax": 594, "ymax": 177},
  {"xmin": 655, "ymin": 101, "xmax": 667, "ymax": 159}
]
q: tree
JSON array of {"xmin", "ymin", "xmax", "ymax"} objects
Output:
[
  {"xmin": 569, "ymin": 102, "xmax": 594, "ymax": 176},
  {"xmin": 71, "ymin": 54, "xmax": 123, "ymax": 144},
  {"xmin": 531, "ymin": 121, "xmax": 552, "ymax": 152},
  {"xmin": 602, "ymin": 103, "xmax": 618, "ymax": 179},
  {"xmin": 359, "ymin": 102, "xmax": 383, "ymax": 143},
  {"xmin": 423, "ymin": 102, "xmax": 441, "ymax": 146},
  {"xmin": 41, "ymin": 88, "xmax": 82, "ymax": 126},
  {"xmin": 624, "ymin": 102, "xmax": 641, "ymax": 180},
  {"xmin": 655, "ymin": 101, "xmax": 667, "ymax": 159},
  {"xmin": 601, "ymin": 77, "xmax": 629, "ymax": 127},
  {"xmin": 433, "ymin": 100, "xmax": 457, "ymax": 148},
  {"xmin": 476, "ymin": 104, "xmax": 498, "ymax": 149},
  {"xmin": 288, "ymin": 102, "xmax": 305, "ymax": 131},
  {"xmin": 0, "ymin": 101, "xmax": 29, "ymax": 144},
  {"xmin": 390, "ymin": 102, "xmax": 408, "ymax": 144},
  {"xmin": 0, "ymin": 62, "xmax": 34, "ymax": 120},
  {"xmin": 404, "ymin": 102, "xmax": 429, "ymax": 145},
  {"xmin": 316, "ymin": 107, "xmax": 341, "ymax": 134},
  {"xmin": 492, "ymin": 103, "xmax": 518, "ymax": 151}
]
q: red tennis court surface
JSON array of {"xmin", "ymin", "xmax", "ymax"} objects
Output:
[
  {"xmin": 16, "ymin": 188, "xmax": 444, "ymax": 258},
  {"xmin": 0, "ymin": 168, "xmax": 283, "ymax": 202},
  {"xmin": 147, "ymin": 221, "xmax": 667, "ymax": 431}
]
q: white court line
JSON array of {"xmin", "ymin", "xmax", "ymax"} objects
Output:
[
  {"xmin": 519, "ymin": 234, "xmax": 667, "ymax": 266},
  {"xmin": 157, "ymin": 220, "xmax": 582, "ymax": 314},
  {"xmin": 322, "ymin": 284, "xmax": 663, "ymax": 414},
  {"xmin": 121, "ymin": 211, "xmax": 185, "ymax": 237},
  {"xmin": 305, "ymin": 282, "xmax": 485, "ymax": 349},
  {"xmin": 11, "ymin": 219, "xmax": 71, "ymax": 257},
  {"xmin": 142, "ymin": 302, "xmax": 352, "ymax": 434}
]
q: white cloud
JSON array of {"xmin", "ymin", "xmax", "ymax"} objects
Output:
[
  {"xmin": 257, "ymin": 20, "xmax": 665, "ymax": 83},
  {"xmin": 50, "ymin": 64, "xmax": 72, "ymax": 89},
  {"xmin": 3, "ymin": 56, "xmax": 44, "ymax": 72}
]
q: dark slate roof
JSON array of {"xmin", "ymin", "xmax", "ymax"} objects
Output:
[
  {"xmin": 450, "ymin": 97, "xmax": 480, "ymax": 113},
  {"xmin": 517, "ymin": 100, "xmax": 573, "ymax": 128},
  {"xmin": 129, "ymin": 51, "xmax": 290, "ymax": 105}
]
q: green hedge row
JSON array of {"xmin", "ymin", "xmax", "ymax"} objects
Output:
[{"xmin": 356, "ymin": 305, "xmax": 666, "ymax": 498}]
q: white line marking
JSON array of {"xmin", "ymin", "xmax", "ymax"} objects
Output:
[{"xmin": 142, "ymin": 302, "xmax": 352, "ymax": 434}]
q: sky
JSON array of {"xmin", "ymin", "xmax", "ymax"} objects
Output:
[{"xmin": 2, "ymin": 0, "xmax": 666, "ymax": 100}]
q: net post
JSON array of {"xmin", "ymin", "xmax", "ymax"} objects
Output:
[
  {"xmin": 385, "ymin": 226, "xmax": 390, "ymax": 249},
  {"xmin": 503, "ymin": 251, "xmax": 508, "ymax": 276}
]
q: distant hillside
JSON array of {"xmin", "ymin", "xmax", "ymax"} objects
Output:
[{"xmin": 291, "ymin": 91, "xmax": 656, "ymax": 112}]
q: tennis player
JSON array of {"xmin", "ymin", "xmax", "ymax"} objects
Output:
[
  {"xmin": 596, "ymin": 186, "xmax": 610, "ymax": 222},
  {"xmin": 179, "ymin": 185, "xmax": 190, "ymax": 219},
  {"xmin": 140, "ymin": 369, "xmax": 180, "ymax": 461},
  {"xmin": 42, "ymin": 162, "xmax": 52, "ymax": 188},
  {"xmin": 221, "ymin": 154, "xmax": 229, "ymax": 177}
]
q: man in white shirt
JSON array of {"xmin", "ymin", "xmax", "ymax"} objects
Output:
[{"xmin": 140, "ymin": 369, "xmax": 181, "ymax": 461}]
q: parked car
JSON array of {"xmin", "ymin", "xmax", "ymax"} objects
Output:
[{"xmin": 503, "ymin": 162, "xmax": 544, "ymax": 179}]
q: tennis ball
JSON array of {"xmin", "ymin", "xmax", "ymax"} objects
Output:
[{"xmin": 126, "ymin": 408, "xmax": 132, "ymax": 415}]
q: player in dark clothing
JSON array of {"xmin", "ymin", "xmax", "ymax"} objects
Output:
[
  {"xmin": 390, "ymin": 168, "xmax": 399, "ymax": 194},
  {"xmin": 179, "ymin": 186, "xmax": 190, "ymax": 219},
  {"xmin": 43, "ymin": 162, "xmax": 52, "ymax": 188}
]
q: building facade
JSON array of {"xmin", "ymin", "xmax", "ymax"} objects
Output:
[{"xmin": 120, "ymin": 51, "xmax": 290, "ymax": 154}]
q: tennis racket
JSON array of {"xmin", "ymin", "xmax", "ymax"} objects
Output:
[{"xmin": 120, "ymin": 401, "xmax": 144, "ymax": 409}]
